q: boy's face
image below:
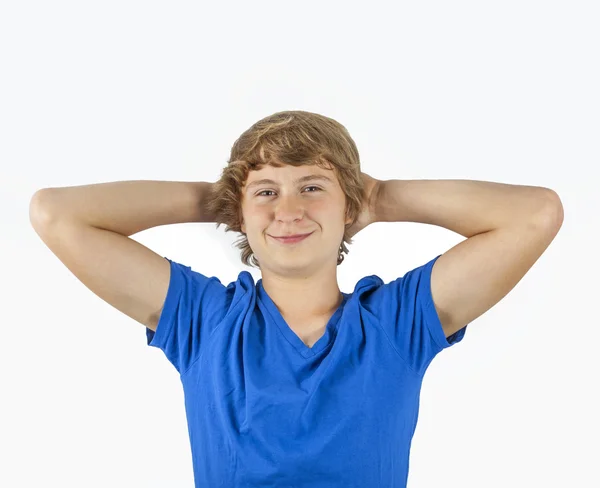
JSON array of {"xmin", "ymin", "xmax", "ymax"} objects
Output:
[{"xmin": 240, "ymin": 163, "xmax": 352, "ymax": 272}]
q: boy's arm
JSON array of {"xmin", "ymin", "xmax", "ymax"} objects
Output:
[
  {"xmin": 29, "ymin": 180, "xmax": 216, "ymax": 329},
  {"xmin": 374, "ymin": 178, "xmax": 564, "ymax": 338}
]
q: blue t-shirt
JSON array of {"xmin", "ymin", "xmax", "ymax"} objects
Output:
[{"xmin": 146, "ymin": 254, "xmax": 467, "ymax": 487}]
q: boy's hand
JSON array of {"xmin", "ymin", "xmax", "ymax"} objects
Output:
[{"xmin": 346, "ymin": 172, "xmax": 381, "ymax": 239}]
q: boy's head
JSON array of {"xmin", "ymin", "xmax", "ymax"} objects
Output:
[{"xmin": 207, "ymin": 110, "xmax": 365, "ymax": 269}]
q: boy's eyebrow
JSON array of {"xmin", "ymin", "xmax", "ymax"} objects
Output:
[{"xmin": 245, "ymin": 174, "xmax": 333, "ymax": 190}]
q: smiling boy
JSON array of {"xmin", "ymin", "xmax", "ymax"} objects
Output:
[{"xmin": 30, "ymin": 110, "xmax": 563, "ymax": 487}]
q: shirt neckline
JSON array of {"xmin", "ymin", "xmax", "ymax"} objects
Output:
[{"xmin": 257, "ymin": 279, "xmax": 348, "ymax": 359}]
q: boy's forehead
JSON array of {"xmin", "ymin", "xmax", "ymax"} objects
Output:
[{"xmin": 245, "ymin": 164, "xmax": 335, "ymax": 182}]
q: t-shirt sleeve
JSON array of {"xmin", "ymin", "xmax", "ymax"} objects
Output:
[
  {"xmin": 145, "ymin": 257, "xmax": 230, "ymax": 375},
  {"xmin": 373, "ymin": 254, "xmax": 467, "ymax": 376}
]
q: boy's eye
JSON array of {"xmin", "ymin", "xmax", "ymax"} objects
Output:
[{"xmin": 257, "ymin": 186, "xmax": 321, "ymax": 197}]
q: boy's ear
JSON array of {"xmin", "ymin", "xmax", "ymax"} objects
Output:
[{"xmin": 344, "ymin": 207, "xmax": 352, "ymax": 226}]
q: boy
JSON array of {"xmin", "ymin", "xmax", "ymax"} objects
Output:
[{"xmin": 30, "ymin": 110, "xmax": 563, "ymax": 487}]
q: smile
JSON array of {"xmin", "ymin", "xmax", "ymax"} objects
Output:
[{"xmin": 270, "ymin": 232, "xmax": 314, "ymax": 244}]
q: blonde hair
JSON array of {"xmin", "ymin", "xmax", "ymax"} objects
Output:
[{"xmin": 206, "ymin": 110, "xmax": 365, "ymax": 268}]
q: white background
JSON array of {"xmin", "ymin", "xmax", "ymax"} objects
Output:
[{"xmin": 2, "ymin": 1, "xmax": 598, "ymax": 486}]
